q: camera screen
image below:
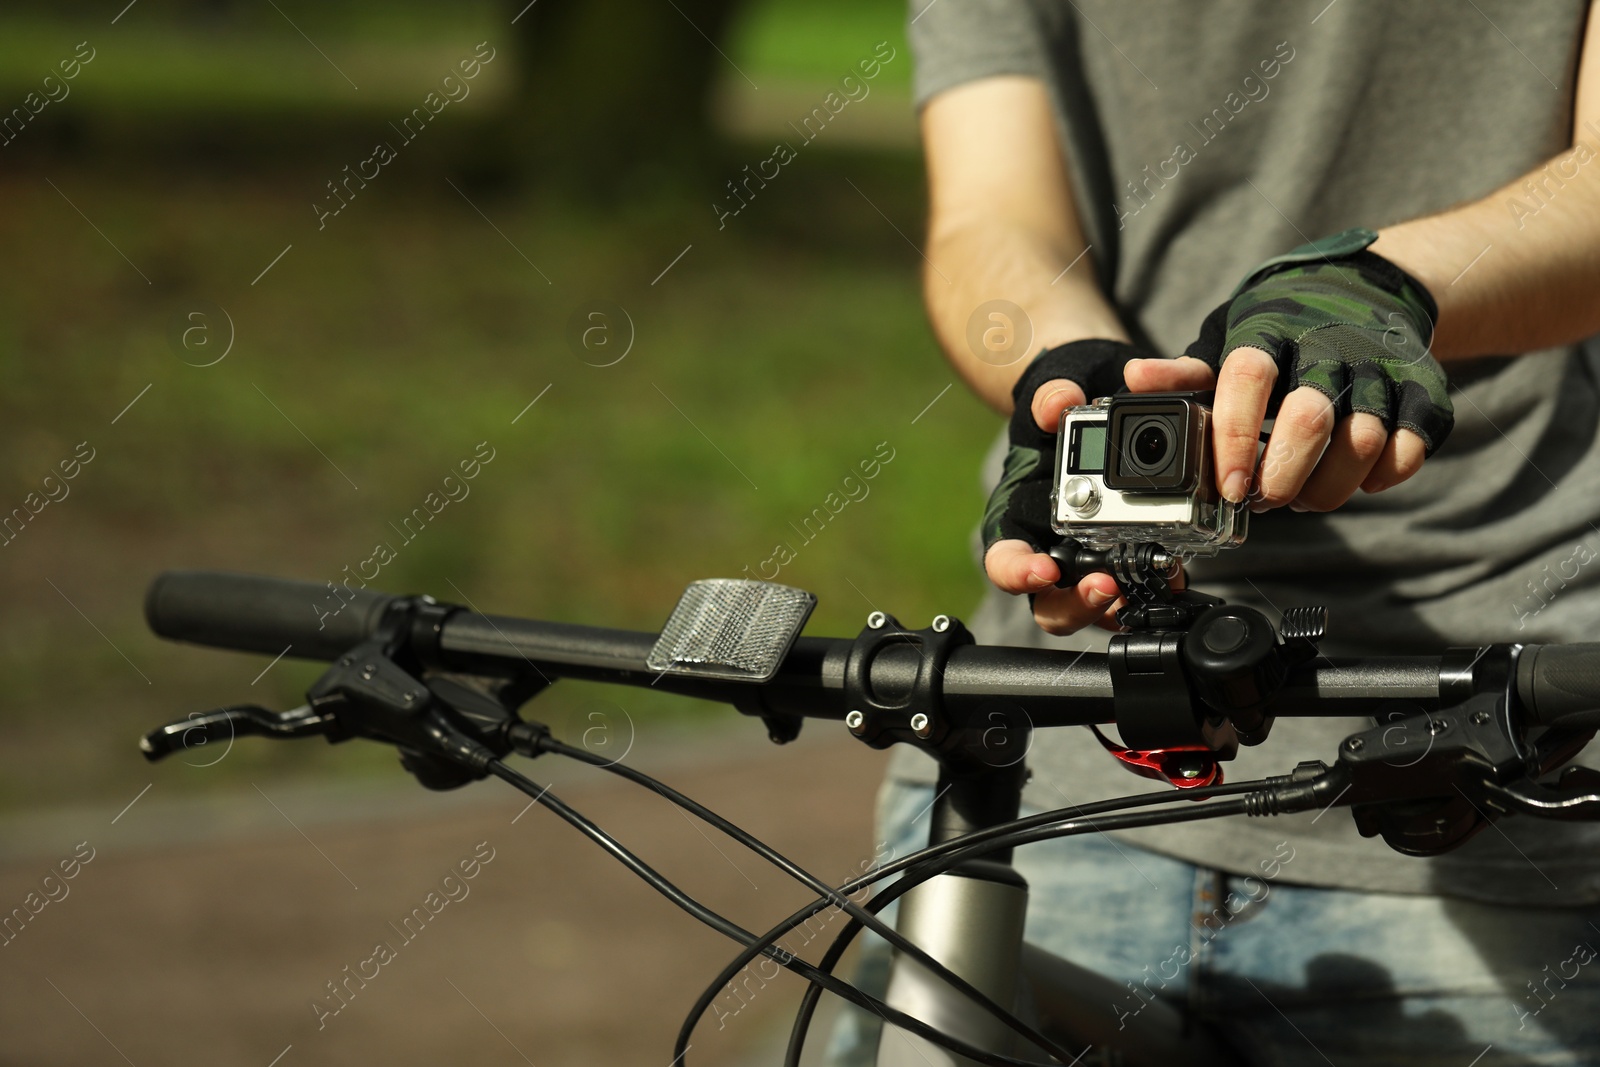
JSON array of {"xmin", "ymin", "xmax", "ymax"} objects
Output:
[{"xmin": 1068, "ymin": 422, "xmax": 1107, "ymax": 474}]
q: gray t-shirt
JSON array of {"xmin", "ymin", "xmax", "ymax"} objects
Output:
[{"xmin": 895, "ymin": 0, "xmax": 1600, "ymax": 904}]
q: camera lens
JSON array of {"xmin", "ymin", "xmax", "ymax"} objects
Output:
[
  {"xmin": 1122, "ymin": 414, "xmax": 1178, "ymax": 477},
  {"xmin": 1104, "ymin": 402, "xmax": 1197, "ymax": 493},
  {"xmin": 1134, "ymin": 424, "xmax": 1169, "ymax": 467}
]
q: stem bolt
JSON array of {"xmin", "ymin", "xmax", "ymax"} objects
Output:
[
  {"xmin": 931, "ymin": 615, "xmax": 950, "ymax": 633},
  {"xmin": 867, "ymin": 612, "xmax": 886, "ymax": 629},
  {"xmin": 910, "ymin": 713, "xmax": 931, "ymax": 737},
  {"xmin": 1471, "ymin": 710, "xmax": 1491, "ymax": 725},
  {"xmin": 846, "ymin": 710, "xmax": 866, "ymax": 733},
  {"xmin": 1346, "ymin": 737, "xmax": 1365, "ymax": 752}
]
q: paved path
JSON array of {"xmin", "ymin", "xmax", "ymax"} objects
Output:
[{"xmin": 0, "ymin": 729, "xmax": 888, "ymax": 1067}]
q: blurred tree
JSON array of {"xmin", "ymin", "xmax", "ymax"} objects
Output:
[{"xmin": 505, "ymin": 0, "xmax": 746, "ymax": 195}]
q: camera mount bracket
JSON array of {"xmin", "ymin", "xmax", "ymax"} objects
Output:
[
  {"xmin": 1050, "ymin": 537, "xmax": 1328, "ymax": 789},
  {"xmin": 1050, "ymin": 541, "xmax": 1223, "ymax": 631}
]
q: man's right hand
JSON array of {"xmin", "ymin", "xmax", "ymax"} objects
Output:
[{"xmin": 982, "ymin": 339, "xmax": 1146, "ymax": 635}]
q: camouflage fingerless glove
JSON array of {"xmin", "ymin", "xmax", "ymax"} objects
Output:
[
  {"xmin": 982, "ymin": 339, "xmax": 1145, "ymax": 554},
  {"xmin": 1185, "ymin": 228, "xmax": 1453, "ymax": 454}
]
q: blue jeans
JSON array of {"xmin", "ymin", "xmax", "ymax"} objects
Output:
[{"xmin": 827, "ymin": 780, "xmax": 1600, "ymax": 1066}]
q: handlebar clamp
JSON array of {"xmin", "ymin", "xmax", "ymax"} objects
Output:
[{"xmin": 842, "ymin": 612, "xmax": 990, "ymax": 760}]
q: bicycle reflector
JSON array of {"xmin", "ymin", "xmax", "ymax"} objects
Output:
[{"xmin": 647, "ymin": 579, "xmax": 817, "ymax": 683}]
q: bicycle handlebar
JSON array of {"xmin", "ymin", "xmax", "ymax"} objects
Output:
[
  {"xmin": 143, "ymin": 569, "xmax": 1600, "ymax": 730},
  {"xmin": 437, "ymin": 611, "xmax": 1458, "ymax": 725},
  {"xmin": 133, "ymin": 560, "xmax": 1600, "ymax": 1067},
  {"xmin": 140, "ymin": 568, "xmax": 1600, "ymax": 872}
]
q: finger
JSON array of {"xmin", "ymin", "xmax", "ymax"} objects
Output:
[
  {"xmin": 1032, "ymin": 573, "xmax": 1123, "ymax": 636},
  {"xmin": 1361, "ymin": 428, "xmax": 1428, "ymax": 494},
  {"xmin": 1124, "ymin": 356, "xmax": 1216, "ymax": 394},
  {"xmin": 1092, "ymin": 598, "xmax": 1127, "ymax": 631},
  {"xmin": 985, "ymin": 540, "xmax": 1060, "ymax": 594},
  {"xmin": 1294, "ymin": 413, "xmax": 1387, "ymax": 512},
  {"xmin": 1254, "ymin": 386, "xmax": 1336, "ymax": 510},
  {"xmin": 1212, "ymin": 347, "xmax": 1277, "ymax": 504},
  {"xmin": 1030, "ymin": 378, "xmax": 1087, "ymax": 433}
]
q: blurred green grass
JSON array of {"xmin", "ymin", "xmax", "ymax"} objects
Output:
[
  {"xmin": 0, "ymin": 0, "xmax": 988, "ymax": 817},
  {"xmin": 0, "ymin": 3, "xmax": 506, "ymax": 112},
  {"xmin": 0, "ymin": 0, "xmax": 907, "ymax": 114},
  {"xmin": 731, "ymin": 0, "xmax": 911, "ymax": 87}
]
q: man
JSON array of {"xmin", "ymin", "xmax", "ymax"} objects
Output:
[{"xmin": 840, "ymin": 1, "xmax": 1600, "ymax": 1061}]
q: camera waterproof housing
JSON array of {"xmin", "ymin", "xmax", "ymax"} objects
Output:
[{"xmin": 1052, "ymin": 391, "xmax": 1246, "ymax": 555}]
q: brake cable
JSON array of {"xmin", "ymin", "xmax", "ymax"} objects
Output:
[
  {"xmin": 778, "ymin": 798, "xmax": 1255, "ymax": 1066},
  {"xmin": 538, "ymin": 739, "xmax": 1080, "ymax": 1066},
  {"xmin": 488, "ymin": 759, "xmax": 1077, "ymax": 1067},
  {"xmin": 674, "ymin": 784, "xmax": 1265, "ymax": 1067}
]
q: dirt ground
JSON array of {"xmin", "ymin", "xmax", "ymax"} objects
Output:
[{"xmin": 0, "ymin": 728, "xmax": 890, "ymax": 1067}]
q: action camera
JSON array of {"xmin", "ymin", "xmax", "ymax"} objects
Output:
[{"xmin": 1052, "ymin": 392, "xmax": 1246, "ymax": 555}]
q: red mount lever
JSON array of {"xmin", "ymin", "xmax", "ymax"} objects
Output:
[{"xmin": 1089, "ymin": 725, "xmax": 1223, "ymax": 790}]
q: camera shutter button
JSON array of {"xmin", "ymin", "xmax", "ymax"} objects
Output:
[{"xmin": 1063, "ymin": 476, "xmax": 1099, "ymax": 514}]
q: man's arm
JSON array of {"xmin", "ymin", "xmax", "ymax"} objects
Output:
[
  {"xmin": 1137, "ymin": 1, "xmax": 1600, "ymax": 514},
  {"xmin": 1373, "ymin": 0, "xmax": 1600, "ymax": 361},
  {"xmin": 921, "ymin": 76, "xmax": 1128, "ymax": 411},
  {"xmin": 922, "ymin": 75, "xmax": 1131, "ymax": 633}
]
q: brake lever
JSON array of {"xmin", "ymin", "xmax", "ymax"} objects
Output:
[
  {"xmin": 139, "ymin": 703, "xmax": 335, "ymax": 762},
  {"xmin": 1485, "ymin": 766, "xmax": 1600, "ymax": 821}
]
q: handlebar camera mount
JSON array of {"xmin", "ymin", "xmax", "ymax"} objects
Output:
[{"xmin": 1049, "ymin": 538, "xmax": 1327, "ymax": 790}]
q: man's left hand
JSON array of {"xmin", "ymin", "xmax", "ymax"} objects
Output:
[{"xmin": 1130, "ymin": 228, "xmax": 1454, "ymax": 513}]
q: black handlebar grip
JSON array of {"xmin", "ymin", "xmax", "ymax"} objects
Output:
[
  {"xmin": 1517, "ymin": 644, "xmax": 1600, "ymax": 728},
  {"xmin": 145, "ymin": 570, "xmax": 398, "ymax": 662}
]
